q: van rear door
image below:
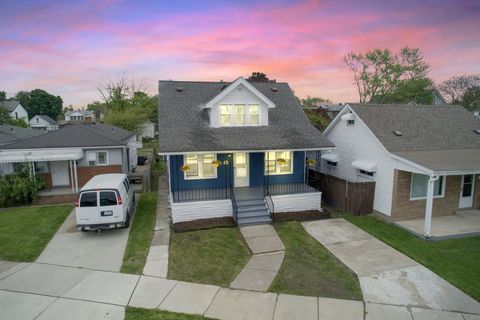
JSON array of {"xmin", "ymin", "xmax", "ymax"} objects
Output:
[
  {"xmin": 98, "ymin": 190, "xmax": 122, "ymax": 224},
  {"xmin": 77, "ymin": 191, "xmax": 99, "ymax": 225}
]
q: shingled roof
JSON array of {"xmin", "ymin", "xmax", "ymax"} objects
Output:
[
  {"xmin": 2, "ymin": 123, "xmax": 135, "ymax": 149},
  {"xmin": 158, "ymin": 80, "xmax": 333, "ymax": 153},
  {"xmin": 0, "ymin": 101, "xmax": 21, "ymax": 112},
  {"xmin": 0, "ymin": 125, "xmax": 45, "ymax": 146}
]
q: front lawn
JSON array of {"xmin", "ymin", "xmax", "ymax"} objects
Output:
[
  {"xmin": 169, "ymin": 227, "xmax": 250, "ymax": 287},
  {"xmin": 344, "ymin": 214, "xmax": 480, "ymax": 301},
  {"xmin": 0, "ymin": 205, "xmax": 72, "ymax": 261},
  {"xmin": 121, "ymin": 192, "xmax": 157, "ymax": 274},
  {"xmin": 270, "ymin": 221, "xmax": 363, "ymax": 300},
  {"xmin": 126, "ymin": 307, "xmax": 212, "ymax": 320}
]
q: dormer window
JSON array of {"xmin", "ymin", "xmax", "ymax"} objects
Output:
[
  {"xmin": 219, "ymin": 104, "xmax": 261, "ymax": 127},
  {"xmin": 220, "ymin": 105, "xmax": 232, "ymax": 126},
  {"xmin": 235, "ymin": 104, "xmax": 245, "ymax": 125},
  {"xmin": 249, "ymin": 104, "xmax": 260, "ymax": 125}
]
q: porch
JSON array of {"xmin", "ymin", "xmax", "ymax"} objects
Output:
[{"xmin": 395, "ymin": 209, "xmax": 480, "ymax": 240}]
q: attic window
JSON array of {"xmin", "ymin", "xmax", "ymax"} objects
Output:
[
  {"xmin": 393, "ymin": 130, "xmax": 402, "ymax": 136},
  {"xmin": 347, "ymin": 119, "xmax": 355, "ymax": 126},
  {"xmin": 474, "ymin": 129, "xmax": 480, "ymax": 135},
  {"xmin": 271, "ymin": 87, "xmax": 278, "ymax": 92},
  {"xmin": 176, "ymin": 87, "xmax": 184, "ymax": 92}
]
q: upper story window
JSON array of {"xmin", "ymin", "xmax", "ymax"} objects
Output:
[
  {"xmin": 184, "ymin": 154, "xmax": 217, "ymax": 179},
  {"xmin": 265, "ymin": 151, "xmax": 293, "ymax": 175},
  {"xmin": 219, "ymin": 104, "xmax": 261, "ymax": 127}
]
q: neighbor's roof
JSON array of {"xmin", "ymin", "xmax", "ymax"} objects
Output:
[
  {"xmin": 2, "ymin": 123, "xmax": 135, "ymax": 149},
  {"xmin": 33, "ymin": 115, "xmax": 57, "ymax": 125},
  {"xmin": 349, "ymin": 104, "xmax": 480, "ymax": 173},
  {"xmin": 158, "ymin": 80, "xmax": 333, "ymax": 153},
  {"xmin": 0, "ymin": 101, "xmax": 21, "ymax": 112},
  {"xmin": 0, "ymin": 124, "xmax": 45, "ymax": 146}
]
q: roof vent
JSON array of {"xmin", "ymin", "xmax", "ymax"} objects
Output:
[
  {"xmin": 271, "ymin": 87, "xmax": 278, "ymax": 92},
  {"xmin": 474, "ymin": 129, "xmax": 480, "ymax": 135},
  {"xmin": 176, "ymin": 87, "xmax": 184, "ymax": 92},
  {"xmin": 393, "ymin": 130, "xmax": 402, "ymax": 136}
]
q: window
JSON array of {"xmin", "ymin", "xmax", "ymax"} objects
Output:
[
  {"xmin": 184, "ymin": 154, "xmax": 217, "ymax": 179},
  {"xmin": 34, "ymin": 162, "xmax": 49, "ymax": 173},
  {"xmin": 123, "ymin": 179, "xmax": 131, "ymax": 193},
  {"xmin": 87, "ymin": 151, "xmax": 108, "ymax": 166},
  {"xmin": 220, "ymin": 105, "xmax": 232, "ymax": 126},
  {"xmin": 359, "ymin": 169, "xmax": 374, "ymax": 176},
  {"xmin": 15, "ymin": 112, "xmax": 18, "ymax": 119},
  {"xmin": 36, "ymin": 118, "xmax": 39, "ymax": 123},
  {"xmin": 249, "ymin": 104, "xmax": 260, "ymax": 125},
  {"xmin": 347, "ymin": 119, "xmax": 355, "ymax": 126},
  {"xmin": 327, "ymin": 160, "xmax": 337, "ymax": 167},
  {"xmin": 265, "ymin": 151, "xmax": 293, "ymax": 175},
  {"xmin": 410, "ymin": 173, "xmax": 445, "ymax": 200},
  {"xmin": 80, "ymin": 192, "xmax": 97, "ymax": 207},
  {"xmin": 99, "ymin": 191, "xmax": 117, "ymax": 206},
  {"xmin": 235, "ymin": 104, "xmax": 245, "ymax": 125}
]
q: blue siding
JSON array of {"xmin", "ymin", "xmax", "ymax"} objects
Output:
[{"xmin": 170, "ymin": 151, "xmax": 306, "ymax": 190}]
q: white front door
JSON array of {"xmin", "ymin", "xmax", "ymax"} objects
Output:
[
  {"xmin": 459, "ymin": 174, "xmax": 475, "ymax": 208},
  {"xmin": 234, "ymin": 152, "xmax": 249, "ymax": 187},
  {"xmin": 51, "ymin": 161, "xmax": 70, "ymax": 187}
]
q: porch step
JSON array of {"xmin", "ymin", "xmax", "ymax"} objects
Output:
[
  {"xmin": 236, "ymin": 199, "xmax": 265, "ymax": 206},
  {"xmin": 237, "ymin": 204, "xmax": 267, "ymax": 213},
  {"xmin": 237, "ymin": 215, "xmax": 272, "ymax": 226}
]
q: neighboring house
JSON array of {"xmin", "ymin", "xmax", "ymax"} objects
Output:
[
  {"xmin": 319, "ymin": 103, "xmax": 344, "ymax": 120},
  {"xmin": 0, "ymin": 101, "xmax": 28, "ymax": 122},
  {"xmin": 140, "ymin": 120, "xmax": 156, "ymax": 138},
  {"xmin": 474, "ymin": 110, "xmax": 480, "ymax": 118},
  {"xmin": 64, "ymin": 109, "xmax": 96, "ymax": 123},
  {"xmin": 0, "ymin": 123, "xmax": 141, "ymax": 193},
  {"xmin": 321, "ymin": 103, "xmax": 480, "ymax": 237},
  {"xmin": 29, "ymin": 115, "xmax": 59, "ymax": 131},
  {"xmin": 158, "ymin": 77, "xmax": 333, "ymax": 227},
  {"xmin": 432, "ymin": 90, "xmax": 447, "ymax": 105}
]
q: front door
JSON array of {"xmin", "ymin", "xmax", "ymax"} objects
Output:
[
  {"xmin": 51, "ymin": 161, "xmax": 70, "ymax": 187},
  {"xmin": 234, "ymin": 152, "xmax": 249, "ymax": 187},
  {"xmin": 459, "ymin": 174, "xmax": 475, "ymax": 208}
]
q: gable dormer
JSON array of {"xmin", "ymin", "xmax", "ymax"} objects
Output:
[{"xmin": 203, "ymin": 77, "xmax": 275, "ymax": 128}]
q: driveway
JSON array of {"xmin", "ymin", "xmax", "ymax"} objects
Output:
[
  {"xmin": 303, "ymin": 219, "xmax": 480, "ymax": 315},
  {"xmin": 37, "ymin": 209, "xmax": 131, "ymax": 272}
]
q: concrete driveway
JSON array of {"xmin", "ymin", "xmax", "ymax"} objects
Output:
[
  {"xmin": 303, "ymin": 219, "xmax": 480, "ymax": 315},
  {"xmin": 37, "ymin": 209, "xmax": 131, "ymax": 272}
]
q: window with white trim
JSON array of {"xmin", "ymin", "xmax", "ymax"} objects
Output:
[
  {"xmin": 184, "ymin": 154, "xmax": 217, "ymax": 179},
  {"xmin": 34, "ymin": 162, "xmax": 49, "ymax": 173},
  {"xmin": 87, "ymin": 151, "xmax": 108, "ymax": 166},
  {"xmin": 249, "ymin": 104, "xmax": 260, "ymax": 125},
  {"xmin": 219, "ymin": 104, "xmax": 261, "ymax": 126},
  {"xmin": 235, "ymin": 104, "xmax": 245, "ymax": 125},
  {"xmin": 264, "ymin": 151, "xmax": 293, "ymax": 175},
  {"xmin": 220, "ymin": 105, "xmax": 232, "ymax": 126},
  {"xmin": 410, "ymin": 173, "xmax": 445, "ymax": 200}
]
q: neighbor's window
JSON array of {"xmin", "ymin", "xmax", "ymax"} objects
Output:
[
  {"xmin": 80, "ymin": 192, "xmax": 97, "ymax": 207},
  {"xmin": 249, "ymin": 104, "xmax": 260, "ymax": 125},
  {"xmin": 410, "ymin": 173, "xmax": 445, "ymax": 200},
  {"xmin": 87, "ymin": 151, "xmax": 108, "ymax": 166},
  {"xmin": 220, "ymin": 104, "xmax": 232, "ymax": 126},
  {"xmin": 99, "ymin": 191, "xmax": 118, "ymax": 206},
  {"xmin": 235, "ymin": 104, "xmax": 245, "ymax": 125},
  {"xmin": 184, "ymin": 154, "xmax": 217, "ymax": 179},
  {"xmin": 265, "ymin": 151, "xmax": 293, "ymax": 175},
  {"xmin": 34, "ymin": 162, "xmax": 49, "ymax": 173}
]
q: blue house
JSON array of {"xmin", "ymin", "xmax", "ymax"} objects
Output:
[{"xmin": 158, "ymin": 77, "xmax": 334, "ymax": 227}]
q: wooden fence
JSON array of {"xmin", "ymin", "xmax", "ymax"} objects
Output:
[{"xmin": 308, "ymin": 170, "xmax": 375, "ymax": 216}]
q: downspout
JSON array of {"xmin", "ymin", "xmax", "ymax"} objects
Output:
[{"xmin": 423, "ymin": 175, "xmax": 439, "ymax": 239}]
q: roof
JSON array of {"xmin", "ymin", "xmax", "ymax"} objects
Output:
[
  {"xmin": 0, "ymin": 101, "xmax": 21, "ymax": 112},
  {"xmin": 64, "ymin": 110, "xmax": 93, "ymax": 117},
  {"xmin": 158, "ymin": 80, "xmax": 333, "ymax": 153},
  {"xmin": 81, "ymin": 173, "xmax": 127, "ymax": 191},
  {"xmin": 321, "ymin": 104, "xmax": 344, "ymax": 112},
  {"xmin": 0, "ymin": 124, "xmax": 45, "ymax": 146},
  {"xmin": 32, "ymin": 115, "xmax": 57, "ymax": 125},
  {"xmin": 2, "ymin": 123, "xmax": 135, "ymax": 149},
  {"xmin": 348, "ymin": 104, "xmax": 480, "ymax": 173},
  {"xmin": 0, "ymin": 148, "xmax": 83, "ymax": 163}
]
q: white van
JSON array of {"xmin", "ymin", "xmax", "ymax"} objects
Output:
[{"xmin": 75, "ymin": 174, "xmax": 135, "ymax": 231}]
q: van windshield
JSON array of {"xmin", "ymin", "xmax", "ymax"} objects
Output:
[
  {"xmin": 100, "ymin": 191, "xmax": 118, "ymax": 206},
  {"xmin": 80, "ymin": 192, "xmax": 97, "ymax": 207}
]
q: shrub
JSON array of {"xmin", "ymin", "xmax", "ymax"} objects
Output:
[{"xmin": 0, "ymin": 169, "xmax": 44, "ymax": 207}]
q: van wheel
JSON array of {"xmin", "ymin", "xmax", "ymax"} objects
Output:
[
  {"xmin": 81, "ymin": 227, "xmax": 88, "ymax": 232},
  {"xmin": 124, "ymin": 214, "xmax": 131, "ymax": 228}
]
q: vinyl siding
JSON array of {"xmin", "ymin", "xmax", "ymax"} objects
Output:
[
  {"xmin": 272, "ymin": 192, "xmax": 321, "ymax": 212},
  {"xmin": 250, "ymin": 151, "xmax": 306, "ymax": 186},
  {"xmin": 77, "ymin": 148, "xmax": 123, "ymax": 166},
  {"xmin": 171, "ymin": 199, "xmax": 233, "ymax": 223}
]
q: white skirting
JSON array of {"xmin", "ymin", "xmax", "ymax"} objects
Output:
[
  {"xmin": 171, "ymin": 199, "xmax": 233, "ymax": 223},
  {"xmin": 271, "ymin": 192, "xmax": 322, "ymax": 212}
]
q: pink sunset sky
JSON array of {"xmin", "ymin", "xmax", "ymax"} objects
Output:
[{"xmin": 1, "ymin": 0, "xmax": 479, "ymax": 107}]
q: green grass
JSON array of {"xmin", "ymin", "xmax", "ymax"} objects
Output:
[
  {"xmin": 126, "ymin": 307, "xmax": 212, "ymax": 320},
  {"xmin": 270, "ymin": 221, "xmax": 363, "ymax": 300},
  {"xmin": 343, "ymin": 214, "xmax": 480, "ymax": 301},
  {"xmin": 169, "ymin": 227, "xmax": 250, "ymax": 286},
  {"xmin": 121, "ymin": 192, "xmax": 157, "ymax": 274},
  {"xmin": 0, "ymin": 205, "xmax": 72, "ymax": 261}
]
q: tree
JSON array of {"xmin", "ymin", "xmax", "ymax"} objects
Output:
[
  {"xmin": 386, "ymin": 77, "xmax": 434, "ymax": 105},
  {"xmin": 103, "ymin": 107, "xmax": 148, "ymax": 132},
  {"xmin": 0, "ymin": 107, "xmax": 10, "ymax": 124},
  {"xmin": 344, "ymin": 47, "xmax": 431, "ymax": 103},
  {"xmin": 246, "ymin": 72, "xmax": 276, "ymax": 82},
  {"xmin": 304, "ymin": 109, "xmax": 331, "ymax": 131},
  {"xmin": 15, "ymin": 89, "xmax": 63, "ymax": 119},
  {"xmin": 0, "ymin": 91, "xmax": 6, "ymax": 101},
  {"xmin": 299, "ymin": 96, "xmax": 332, "ymax": 108},
  {"xmin": 438, "ymin": 74, "xmax": 480, "ymax": 110}
]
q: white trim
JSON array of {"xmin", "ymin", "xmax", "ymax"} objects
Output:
[
  {"xmin": 321, "ymin": 153, "xmax": 339, "ymax": 163},
  {"xmin": 352, "ymin": 159, "xmax": 377, "ymax": 172},
  {"xmin": 409, "ymin": 173, "xmax": 446, "ymax": 200},
  {"xmin": 219, "ymin": 103, "xmax": 263, "ymax": 127},
  {"xmin": 158, "ymin": 147, "xmax": 334, "ymax": 156},
  {"xmin": 264, "ymin": 151, "xmax": 294, "ymax": 175},
  {"xmin": 183, "ymin": 153, "xmax": 218, "ymax": 180},
  {"xmin": 86, "ymin": 150, "xmax": 109, "ymax": 166}
]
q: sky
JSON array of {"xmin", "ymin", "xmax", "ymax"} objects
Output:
[{"xmin": 1, "ymin": 0, "xmax": 479, "ymax": 107}]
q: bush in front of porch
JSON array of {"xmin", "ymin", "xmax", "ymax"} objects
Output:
[
  {"xmin": 168, "ymin": 227, "xmax": 250, "ymax": 287},
  {"xmin": 0, "ymin": 170, "xmax": 44, "ymax": 207}
]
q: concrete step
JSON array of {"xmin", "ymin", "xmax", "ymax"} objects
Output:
[
  {"xmin": 237, "ymin": 204, "xmax": 267, "ymax": 213},
  {"xmin": 237, "ymin": 209, "xmax": 270, "ymax": 218},
  {"xmin": 238, "ymin": 215, "xmax": 272, "ymax": 226},
  {"xmin": 236, "ymin": 199, "xmax": 265, "ymax": 206}
]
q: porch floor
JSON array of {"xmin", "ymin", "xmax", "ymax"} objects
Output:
[{"xmin": 395, "ymin": 210, "xmax": 480, "ymax": 240}]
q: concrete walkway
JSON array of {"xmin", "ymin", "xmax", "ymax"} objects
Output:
[
  {"xmin": 230, "ymin": 225, "xmax": 285, "ymax": 291},
  {"xmin": 143, "ymin": 175, "xmax": 170, "ymax": 278},
  {"xmin": 303, "ymin": 218, "xmax": 480, "ymax": 318}
]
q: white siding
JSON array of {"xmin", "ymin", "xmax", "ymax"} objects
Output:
[
  {"xmin": 323, "ymin": 109, "xmax": 396, "ymax": 216},
  {"xmin": 210, "ymin": 83, "xmax": 269, "ymax": 127},
  {"xmin": 77, "ymin": 148, "xmax": 123, "ymax": 166},
  {"xmin": 271, "ymin": 192, "xmax": 322, "ymax": 212},
  {"xmin": 171, "ymin": 199, "xmax": 233, "ymax": 223},
  {"xmin": 10, "ymin": 105, "xmax": 28, "ymax": 122}
]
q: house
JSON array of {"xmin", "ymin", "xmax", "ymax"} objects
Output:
[
  {"xmin": 140, "ymin": 120, "xmax": 156, "ymax": 138},
  {"xmin": 320, "ymin": 103, "xmax": 344, "ymax": 120},
  {"xmin": 29, "ymin": 115, "xmax": 59, "ymax": 131},
  {"xmin": 0, "ymin": 101, "xmax": 28, "ymax": 122},
  {"xmin": 432, "ymin": 90, "xmax": 447, "ymax": 105},
  {"xmin": 0, "ymin": 122, "xmax": 141, "ymax": 193},
  {"xmin": 321, "ymin": 103, "xmax": 480, "ymax": 237},
  {"xmin": 158, "ymin": 77, "xmax": 333, "ymax": 228},
  {"xmin": 64, "ymin": 109, "xmax": 96, "ymax": 123}
]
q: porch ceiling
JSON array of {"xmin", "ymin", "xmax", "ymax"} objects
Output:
[{"xmin": 0, "ymin": 148, "xmax": 84, "ymax": 163}]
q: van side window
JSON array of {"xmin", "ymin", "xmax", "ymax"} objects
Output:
[
  {"xmin": 100, "ymin": 191, "xmax": 118, "ymax": 206},
  {"xmin": 123, "ymin": 179, "xmax": 130, "ymax": 192},
  {"xmin": 80, "ymin": 192, "xmax": 97, "ymax": 207}
]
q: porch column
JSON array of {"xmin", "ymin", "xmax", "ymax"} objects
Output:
[
  {"xmin": 69, "ymin": 160, "xmax": 75, "ymax": 193},
  {"xmin": 423, "ymin": 175, "xmax": 438, "ymax": 238},
  {"xmin": 73, "ymin": 160, "xmax": 79, "ymax": 193},
  {"xmin": 167, "ymin": 155, "xmax": 172, "ymax": 202}
]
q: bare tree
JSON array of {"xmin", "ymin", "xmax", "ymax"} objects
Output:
[
  {"xmin": 438, "ymin": 74, "xmax": 480, "ymax": 108},
  {"xmin": 97, "ymin": 76, "xmax": 147, "ymax": 110}
]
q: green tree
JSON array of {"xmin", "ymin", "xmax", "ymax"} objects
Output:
[
  {"xmin": 344, "ymin": 47, "xmax": 431, "ymax": 103},
  {"xmin": 300, "ymin": 96, "xmax": 332, "ymax": 108},
  {"xmin": 0, "ymin": 91, "xmax": 6, "ymax": 101},
  {"xmin": 0, "ymin": 107, "xmax": 10, "ymax": 124},
  {"xmin": 439, "ymin": 74, "xmax": 480, "ymax": 110},
  {"xmin": 15, "ymin": 89, "xmax": 63, "ymax": 119},
  {"xmin": 246, "ymin": 72, "xmax": 276, "ymax": 82},
  {"xmin": 385, "ymin": 77, "xmax": 434, "ymax": 104},
  {"xmin": 103, "ymin": 106, "xmax": 148, "ymax": 133}
]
